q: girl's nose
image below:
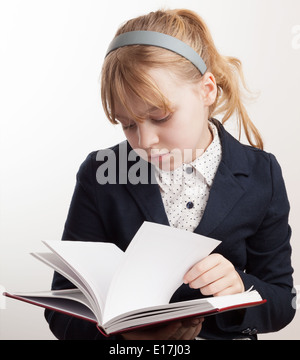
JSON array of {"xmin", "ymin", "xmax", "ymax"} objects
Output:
[{"xmin": 137, "ymin": 122, "xmax": 159, "ymax": 149}]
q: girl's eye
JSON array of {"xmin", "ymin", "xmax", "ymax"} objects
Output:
[
  {"xmin": 119, "ymin": 113, "xmax": 172, "ymax": 131},
  {"xmin": 122, "ymin": 123, "xmax": 136, "ymax": 131},
  {"xmin": 151, "ymin": 113, "xmax": 172, "ymax": 123}
]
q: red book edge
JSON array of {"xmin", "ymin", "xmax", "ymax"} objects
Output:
[
  {"xmin": 3, "ymin": 292, "xmax": 267, "ymax": 338},
  {"xmin": 101, "ymin": 299, "xmax": 267, "ymax": 337},
  {"xmin": 3, "ymin": 292, "xmax": 99, "ymax": 325}
]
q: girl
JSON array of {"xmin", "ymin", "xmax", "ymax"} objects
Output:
[{"xmin": 45, "ymin": 9, "xmax": 295, "ymax": 340}]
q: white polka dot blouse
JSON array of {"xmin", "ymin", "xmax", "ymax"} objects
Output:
[{"xmin": 154, "ymin": 122, "xmax": 222, "ymax": 232}]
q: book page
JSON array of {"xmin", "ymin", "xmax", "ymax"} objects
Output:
[
  {"xmin": 103, "ymin": 290, "xmax": 263, "ymax": 334},
  {"xmin": 32, "ymin": 252, "xmax": 97, "ymax": 311},
  {"xmin": 103, "ymin": 222, "xmax": 220, "ymax": 324},
  {"xmin": 43, "ymin": 241, "xmax": 124, "ymax": 322},
  {"xmin": 9, "ymin": 289, "xmax": 98, "ymax": 323},
  {"xmin": 206, "ymin": 289, "xmax": 262, "ymax": 309}
]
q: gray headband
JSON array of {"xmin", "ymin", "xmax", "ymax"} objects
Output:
[{"xmin": 105, "ymin": 30, "xmax": 207, "ymax": 75}]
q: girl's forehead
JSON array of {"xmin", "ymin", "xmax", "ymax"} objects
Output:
[
  {"xmin": 147, "ymin": 68, "xmax": 182, "ymax": 88},
  {"xmin": 114, "ymin": 68, "xmax": 200, "ymax": 119}
]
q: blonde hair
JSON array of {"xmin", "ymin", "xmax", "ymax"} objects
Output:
[{"xmin": 101, "ymin": 9, "xmax": 263, "ymax": 150}]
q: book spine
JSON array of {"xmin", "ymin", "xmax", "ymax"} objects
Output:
[{"xmin": 96, "ymin": 324, "xmax": 109, "ymax": 337}]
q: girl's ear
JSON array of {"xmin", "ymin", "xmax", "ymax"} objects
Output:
[{"xmin": 198, "ymin": 72, "xmax": 218, "ymax": 106}]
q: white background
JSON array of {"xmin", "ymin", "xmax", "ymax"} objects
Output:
[{"xmin": 0, "ymin": 0, "xmax": 299, "ymax": 340}]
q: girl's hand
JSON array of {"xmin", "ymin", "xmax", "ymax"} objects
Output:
[
  {"xmin": 183, "ymin": 254, "xmax": 245, "ymax": 296},
  {"xmin": 120, "ymin": 317, "xmax": 204, "ymax": 340}
]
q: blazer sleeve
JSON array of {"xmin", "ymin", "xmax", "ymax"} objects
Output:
[
  {"xmin": 215, "ymin": 153, "xmax": 296, "ymax": 335},
  {"xmin": 44, "ymin": 153, "xmax": 118, "ymax": 340}
]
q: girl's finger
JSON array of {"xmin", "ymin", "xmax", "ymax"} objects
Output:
[{"xmin": 183, "ymin": 253, "xmax": 223, "ymax": 284}]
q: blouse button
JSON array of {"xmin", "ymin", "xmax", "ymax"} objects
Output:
[
  {"xmin": 186, "ymin": 201, "xmax": 194, "ymax": 209},
  {"xmin": 186, "ymin": 166, "xmax": 193, "ymax": 174}
]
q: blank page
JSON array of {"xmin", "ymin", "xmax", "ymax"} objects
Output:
[{"xmin": 103, "ymin": 222, "xmax": 220, "ymax": 324}]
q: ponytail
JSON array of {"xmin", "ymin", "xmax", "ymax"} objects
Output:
[
  {"xmin": 209, "ymin": 54, "xmax": 263, "ymax": 150},
  {"xmin": 172, "ymin": 9, "xmax": 263, "ymax": 149}
]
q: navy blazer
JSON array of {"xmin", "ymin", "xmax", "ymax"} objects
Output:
[{"xmin": 45, "ymin": 119, "xmax": 295, "ymax": 340}]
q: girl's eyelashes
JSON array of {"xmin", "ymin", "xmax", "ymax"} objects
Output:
[
  {"xmin": 122, "ymin": 123, "xmax": 136, "ymax": 131},
  {"xmin": 114, "ymin": 118, "xmax": 136, "ymax": 131},
  {"xmin": 117, "ymin": 113, "xmax": 173, "ymax": 131},
  {"xmin": 151, "ymin": 113, "xmax": 172, "ymax": 123}
]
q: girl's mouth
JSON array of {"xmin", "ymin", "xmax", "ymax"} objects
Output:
[
  {"xmin": 151, "ymin": 152, "xmax": 169, "ymax": 158},
  {"xmin": 149, "ymin": 152, "xmax": 170, "ymax": 162}
]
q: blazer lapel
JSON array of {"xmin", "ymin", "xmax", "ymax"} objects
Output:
[
  {"xmin": 127, "ymin": 182, "xmax": 170, "ymax": 226},
  {"xmin": 125, "ymin": 160, "xmax": 170, "ymax": 226},
  {"xmin": 195, "ymin": 120, "xmax": 251, "ymax": 237},
  {"xmin": 194, "ymin": 161, "xmax": 245, "ymax": 236}
]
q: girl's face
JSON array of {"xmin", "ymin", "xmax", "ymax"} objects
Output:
[{"xmin": 115, "ymin": 68, "xmax": 217, "ymax": 170}]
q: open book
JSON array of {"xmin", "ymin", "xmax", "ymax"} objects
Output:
[{"xmin": 4, "ymin": 222, "xmax": 266, "ymax": 336}]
